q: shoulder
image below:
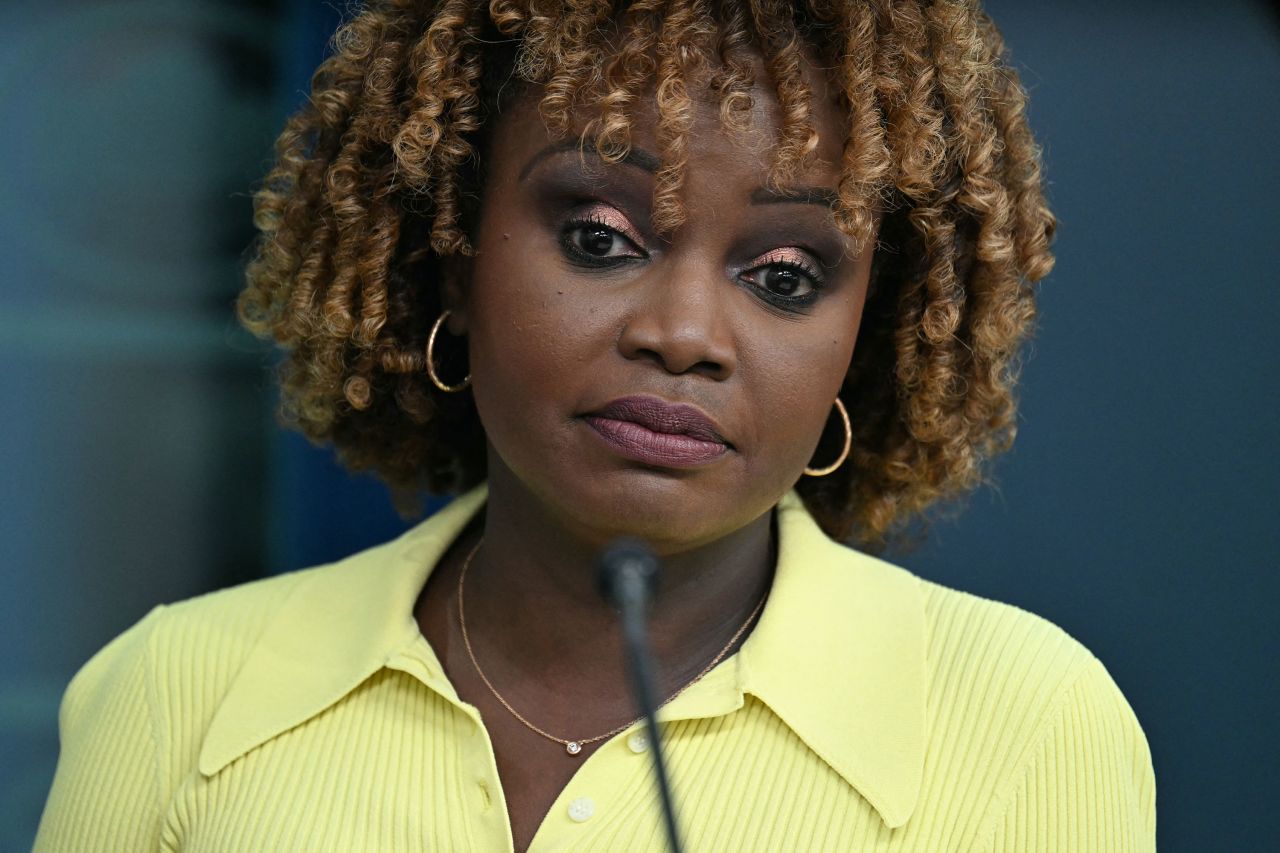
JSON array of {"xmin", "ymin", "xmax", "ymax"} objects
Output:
[
  {"xmin": 59, "ymin": 567, "xmax": 313, "ymax": 743},
  {"xmin": 78, "ymin": 528, "xmax": 413, "ymax": 699},
  {"xmin": 916, "ymin": 576, "xmax": 1099, "ymax": 705},
  {"xmin": 909, "ymin": 575, "xmax": 1155, "ymax": 844},
  {"xmin": 95, "ymin": 563, "xmax": 325, "ymax": 685},
  {"xmin": 82, "ymin": 525, "xmax": 414, "ymax": 699},
  {"xmin": 913, "ymin": 573, "xmax": 1145, "ymax": 744},
  {"xmin": 758, "ymin": 501, "xmax": 1154, "ymax": 841},
  {"xmin": 56, "ymin": 554, "xmax": 370, "ymax": 779},
  {"xmin": 54, "ymin": 492, "xmax": 483, "ymax": 790},
  {"xmin": 148, "ymin": 561, "xmax": 324, "ymax": 652},
  {"xmin": 37, "ymin": 565, "xmax": 336, "ymax": 850}
]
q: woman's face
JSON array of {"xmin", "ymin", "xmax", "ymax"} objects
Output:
[{"xmin": 449, "ymin": 52, "xmax": 874, "ymax": 552}]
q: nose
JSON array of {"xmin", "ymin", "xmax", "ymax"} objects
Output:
[{"xmin": 616, "ymin": 262, "xmax": 736, "ymax": 379}]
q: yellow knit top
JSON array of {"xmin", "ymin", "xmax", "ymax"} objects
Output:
[{"xmin": 36, "ymin": 486, "xmax": 1155, "ymax": 851}]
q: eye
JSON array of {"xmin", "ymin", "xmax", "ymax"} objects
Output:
[
  {"xmin": 740, "ymin": 249, "xmax": 825, "ymax": 303},
  {"xmin": 754, "ymin": 266, "xmax": 810, "ymax": 297},
  {"xmin": 560, "ymin": 207, "xmax": 645, "ymax": 267},
  {"xmin": 566, "ymin": 223, "xmax": 634, "ymax": 258}
]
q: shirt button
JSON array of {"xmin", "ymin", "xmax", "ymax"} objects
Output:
[
  {"xmin": 567, "ymin": 797, "xmax": 595, "ymax": 823},
  {"xmin": 627, "ymin": 732, "xmax": 650, "ymax": 754}
]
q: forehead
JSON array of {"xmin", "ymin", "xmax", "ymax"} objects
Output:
[{"xmin": 486, "ymin": 46, "xmax": 849, "ymax": 191}]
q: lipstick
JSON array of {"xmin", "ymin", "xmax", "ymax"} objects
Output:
[{"xmin": 583, "ymin": 396, "xmax": 730, "ymax": 468}]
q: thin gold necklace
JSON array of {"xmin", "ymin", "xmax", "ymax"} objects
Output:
[{"xmin": 456, "ymin": 538, "xmax": 768, "ymax": 756}]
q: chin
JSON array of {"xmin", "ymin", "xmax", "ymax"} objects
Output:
[
  {"xmin": 544, "ymin": 465, "xmax": 766, "ymax": 553},
  {"xmin": 486, "ymin": 424, "xmax": 782, "ymax": 551}
]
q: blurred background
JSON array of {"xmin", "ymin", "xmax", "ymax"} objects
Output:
[{"xmin": 2, "ymin": 0, "xmax": 1276, "ymax": 849}]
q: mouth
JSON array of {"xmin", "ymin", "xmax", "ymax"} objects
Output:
[{"xmin": 581, "ymin": 395, "xmax": 732, "ymax": 468}]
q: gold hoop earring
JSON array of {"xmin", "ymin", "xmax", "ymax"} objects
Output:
[
  {"xmin": 803, "ymin": 397, "xmax": 851, "ymax": 477},
  {"xmin": 426, "ymin": 310, "xmax": 471, "ymax": 393}
]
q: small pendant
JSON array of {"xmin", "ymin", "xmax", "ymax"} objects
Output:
[{"xmin": 565, "ymin": 741, "xmax": 582, "ymax": 755}]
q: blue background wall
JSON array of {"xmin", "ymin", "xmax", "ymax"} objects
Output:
[
  {"xmin": 4, "ymin": 1, "xmax": 1276, "ymax": 849},
  {"xmin": 925, "ymin": 3, "xmax": 1280, "ymax": 847}
]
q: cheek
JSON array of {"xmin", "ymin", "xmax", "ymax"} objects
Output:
[
  {"xmin": 463, "ymin": 240, "xmax": 613, "ymax": 441},
  {"xmin": 748, "ymin": 301, "xmax": 862, "ymax": 458},
  {"xmin": 469, "ymin": 277, "xmax": 567, "ymax": 401}
]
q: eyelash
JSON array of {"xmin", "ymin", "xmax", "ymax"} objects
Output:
[
  {"xmin": 744, "ymin": 251, "xmax": 827, "ymax": 311},
  {"xmin": 559, "ymin": 212, "xmax": 643, "ymax": 268},
  {"xmin": 558, "ymin": 214, "xmax": 828, "ymax": 312}
]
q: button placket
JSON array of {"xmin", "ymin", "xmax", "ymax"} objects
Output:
[{"xmin": 530, "ymin": 724, "xmax": 674, "ymax": 849}]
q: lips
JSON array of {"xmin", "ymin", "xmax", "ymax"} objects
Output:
[{"xmin": 582, "ymin": 395, "xmax": 732, "ymax": 468}]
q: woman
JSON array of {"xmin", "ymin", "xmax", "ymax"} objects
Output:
[{"xmin": 36, "ymin": 1, "xmax": 1155, "ymax": 850}]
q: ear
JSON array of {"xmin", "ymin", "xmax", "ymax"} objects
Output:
[{"xmin": 439, "ymin": 252, "xmax": 473, "ymax": 335}]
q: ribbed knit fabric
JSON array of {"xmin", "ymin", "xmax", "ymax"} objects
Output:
[{"xmin": 36, "ymin": 487, "xmax": 1155, "ymax": 851}]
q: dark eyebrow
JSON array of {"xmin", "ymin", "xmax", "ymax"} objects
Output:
[
  {"xmin": 518, "ymin": 141, "xmax": 839, "ymax": 212},
  {"xmin": 750, "ymin": 186, "xmax": 839, "ymax": 209},
  {"xmin": 518, "ymin": 139, "xmax": 661, "ymax": 183}
]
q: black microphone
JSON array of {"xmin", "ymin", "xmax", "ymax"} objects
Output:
[{"xmin": 596, "ymin": 539, "xmax": 685, "ymax": 853}]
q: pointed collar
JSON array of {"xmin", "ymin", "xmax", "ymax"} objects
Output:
[
  {"xmin": 736, "ymin": 492, "xmax": 926, "ymax": 828},
  {"xmin": 197, "ymin": 488, "xmax": 487, "ymax": 777},
  {"xmin": 198, "ymin": 486, "xmax": 924, "ymax": 828}
]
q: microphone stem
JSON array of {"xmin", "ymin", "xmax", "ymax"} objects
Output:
[{"xmin": 618, "ymin": 576, "xmax": 684, "ymax": 853}]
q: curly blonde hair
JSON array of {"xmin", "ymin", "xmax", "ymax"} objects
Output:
[{"xmin": 238, "ymin": 0, "xmax": 1055, "ymax": 552}]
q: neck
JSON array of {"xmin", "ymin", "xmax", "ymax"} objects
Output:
[{"xmin": 459, "ymin": 462, "xmax": 776, "ymax": 705}]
